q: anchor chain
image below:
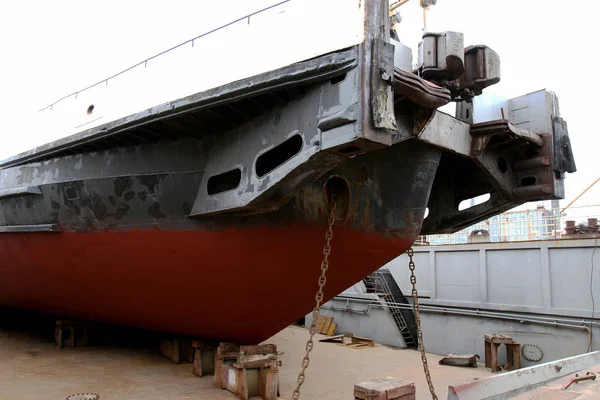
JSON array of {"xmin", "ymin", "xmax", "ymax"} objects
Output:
[
  {"xmin": 292, "ymin": 198, "xmax": 337, "ymax": 400},
  {"xmin": 408, "ymin": 247, "xmax": 438, "ymax": 400}
]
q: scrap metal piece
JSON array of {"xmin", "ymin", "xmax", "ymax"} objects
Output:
[
  {"xmin": 439, "ymin": 354, "xmax": 479, "ymax": 368},
  {"xmin": 66, "ymin": 394, "xmax": 100, "ymax": 400},
  {"xmin": 319, "ymin": 332, "xmax": 377, "ymax": 349},
  {"xmin": 562, "ymin": 372, "xmax": 596, "ymax": 390},
  {"xmin": 342, "ymin": 335, "xmax": 376, "ymax": 348},
  {"xmin": 319, "ymin": 334, "xmax": 346, "ymax": 343}
]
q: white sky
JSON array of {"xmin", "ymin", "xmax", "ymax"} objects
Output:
[{"xmin": 0, "ymin": 0, "xmax": 598, "ymax": 211}]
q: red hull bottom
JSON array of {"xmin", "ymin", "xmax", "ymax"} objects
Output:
[{"xmin": 0, "ymin": 224, "xmax": 411, "ymax": 344}]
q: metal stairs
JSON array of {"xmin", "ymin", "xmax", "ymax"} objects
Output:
[{"xmin": 363, "ymin": 270, "xmax": 417, "ymax": 348}]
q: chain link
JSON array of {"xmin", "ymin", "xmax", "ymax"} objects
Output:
[
  {"xmin": 290, "ymin": 209, "xmax": 436, "ymax": 399},
  {"xmin": 408, "ymin": 247, "xmax": 438, "ymax": 400},
  {"xmin": 291, "ymin": 200, "xmax": 337, "ymax": 400}
]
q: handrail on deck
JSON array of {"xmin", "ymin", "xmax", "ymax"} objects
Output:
[{"xmin": 39, "ymin": 0, "xmax": 291, "ymax": 112}]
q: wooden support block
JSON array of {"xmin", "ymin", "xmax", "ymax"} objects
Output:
[
  {"xmin": 354, "ymin": 377, "xmax": 415, "ymax": 399},
  {"xmin": 314, "ymin": 316, "xmax": 326, "ymax": 333},
  {"xmin": 321, "ymin": 316, "xmax": 333, "ymax": 334},
  {"xmin": 326, "ymin": 322, "xmax": 337, "ymax": 336}
]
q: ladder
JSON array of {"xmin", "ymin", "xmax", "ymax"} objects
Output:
[{"xmin": 363, "ymin": 270, "xmax": 417, "ymax": 348}]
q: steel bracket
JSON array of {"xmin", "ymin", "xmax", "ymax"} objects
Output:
[
  {"xmin": 418, "ymin": 31, "xmax": 465, "ymax": 82},
  {"xmin": 450, "ymin": 45, "xmax": 501, "ymax": 101}
]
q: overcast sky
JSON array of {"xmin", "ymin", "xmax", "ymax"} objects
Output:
[{"xmin": 0, "ymin": 0, "xmax": 598, "ymax": 213}]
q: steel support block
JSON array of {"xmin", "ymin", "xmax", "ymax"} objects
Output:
[
  {"xmin": 214, "ymin": 342, "xmax": 280, "ymax": 400},
  {"xmin": 484, "ymin": 334, "xmax": 521, "ymax": 372},
  {"xmin": 55, "ymin": 319, "xmax": 89, "ymax": 348},
  {"xmin": 354, "ymin": 377, "xmax": 416, "ymax": 399},
  {"xmin": 192, "ymin": 340, "xmax": 216, "ymax": 377},
  {"xmin": 159, "ymin": 336, "xmax": 193, "ymax": 364}
]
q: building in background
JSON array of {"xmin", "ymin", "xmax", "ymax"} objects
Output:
[{"xmin": 419, "ymin": 201, "xmax": 599, "ymax": 245}]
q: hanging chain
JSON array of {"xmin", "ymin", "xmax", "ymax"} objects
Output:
[
  {"xmin": 408, "ymin": 247, "xmax": 438, "ymax": 400},
  {"xmin": 291, "ymin": 199, "xmax": 337, "ymax": 400}
]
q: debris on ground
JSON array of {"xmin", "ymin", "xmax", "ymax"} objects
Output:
[
  {"xmin": 319, "ymin": 333, "xmax": 378, "ymax": 349},
  {"xmin": 439, "ymin": 354, "xmax": 479, "ymax": 368}
]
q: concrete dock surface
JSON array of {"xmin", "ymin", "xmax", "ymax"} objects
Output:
[{"xmin": 0, "ymin": 311, "xmax": 491, "ymax": 399}]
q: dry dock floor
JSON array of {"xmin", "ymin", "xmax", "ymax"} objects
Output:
[{"xmin": 0, "ymin": 312, "xmax": 491, "ymax": 399}]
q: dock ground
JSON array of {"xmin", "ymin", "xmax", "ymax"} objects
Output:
[{"xmin": 0, "ymin": 309, "xmax": 491, "ymax": 399}]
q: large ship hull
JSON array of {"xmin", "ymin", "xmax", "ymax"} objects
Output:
[
  {"xmin": 0, "ymin": 120, "xmax": 568, "ymax": 343},
  {"xmin": 0, "ymin": 136, "xmax": 441, "ymax": 344},
  {"xmin": 0, "ymin": 227, "xmax": 409, "ymax": 343},
  {"xmin": 0, "ymin": 0, "xmax": 575, "ymax": 343}
]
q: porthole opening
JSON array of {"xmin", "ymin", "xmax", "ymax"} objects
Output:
[
  {"xmin": 256, "ymin": 135, "xmax": 302, "ymax": 178},
  {"xmin": 207, "ymin": 168, "xmax": 242, "ymax": 195}
]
